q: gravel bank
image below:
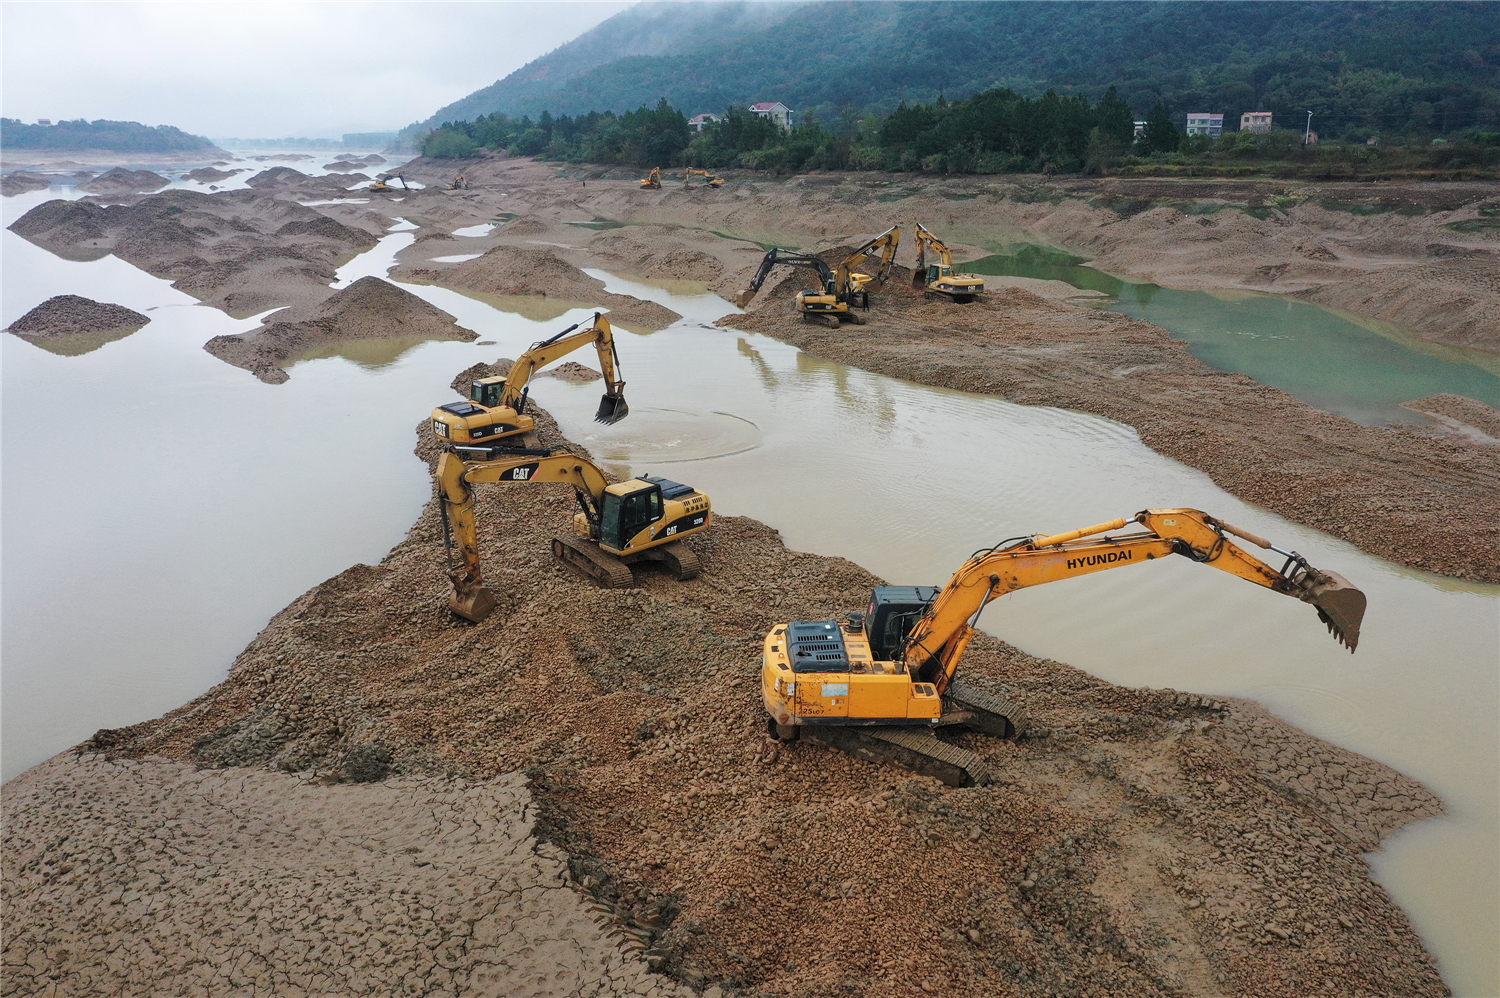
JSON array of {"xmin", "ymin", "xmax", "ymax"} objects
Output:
[{"xmin": 67, "ymin": 389, "xmax": 1448, "ymax": 998}]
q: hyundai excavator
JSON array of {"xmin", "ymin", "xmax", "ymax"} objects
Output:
[
  {"xmin": 684, "ymin": 167, "xmax": 724, "ymax": 188},
  {"xmin": 640, "ymin": 167, "xmax": 662, "ymax": 190},
  {"xmin": 734, "ymin": 226, "xmax": 902, "ymax": 327},
  {"xmin": 436, "ymin": 446, "xmax": 712, "ymax": 621},
  {"xmin": 431, "ymin": 313, "xmax": 629, "ymax": 449},
  {"xmin": 911, "ymin": 222, "xmax": 985, "ymax": 302},
  {"xmin": 762, "ymin": 509, "xmax": 1366, "ymax": 786}
]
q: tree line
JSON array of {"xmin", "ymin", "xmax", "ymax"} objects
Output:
[
  {"xmin": 421, "ymin": 87, "xmax": 1500, "ymax": 177},
  {"xmin": 1, "ymin": 118, "xmax": 218, "ymax": 152}
]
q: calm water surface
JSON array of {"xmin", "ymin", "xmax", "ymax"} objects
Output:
[{"xmin": 2, "ymin": 196, "xmax": 1495, "ymax": 994}]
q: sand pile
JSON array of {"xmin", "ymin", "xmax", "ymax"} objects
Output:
[
  {"xmin": 1, "ymin": 754, "xmax": 695, "ymax": 998},
  {"xmin": 245, "ymin": 166, "xmax": 361, "ymax": 199},
  {"xmin": 5, "ymin": 294, "xmax": 150, "ymax": 357},
  {"xmin": 9, "ymin": 189, "xmax": 380, "ymax": 317},
  {"xmin": 588, "ymin": 225, "xmax": 725, "ymax": 282},
  {"xmin": 397, "ymin": 245, "xmax": 681, "ymax": 330},
  {"xmin": 539, "ymin": 360, "xmax": 603, "ymax": 383},
  {"xmin": 78, "ymin": 167, "xmax": 169, "ymax": 197},
  {"xmin": 1, "ymin": 171, "xmax": 51, "ymax": 197},
  {"xmin": 75, "ymin": 387, "xmax": 1447, "ymax": 998},
  {"xmin": 203, "ymin": 276, "xmax": 476, "ymax": 384},
  {"xmin": 724, "ymin": 260, "xmax": 1500, "ymax": 584},
  {"xmin": 183, "ymin": 166, "xmax": 241, "ymax": 182}
]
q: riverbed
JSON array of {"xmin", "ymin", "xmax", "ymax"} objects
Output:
[{"xmin": 2, "ymin": 190, "xmax": 1496, "ymax": 994}]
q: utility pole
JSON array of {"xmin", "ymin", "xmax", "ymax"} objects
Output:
[{"xmin": 1304, "ymin": 111, "xmax": 1313, "ymax": 148}]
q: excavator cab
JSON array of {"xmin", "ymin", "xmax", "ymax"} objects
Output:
[
  {"xmin": 594, "ymin": 476, "xmax": 705, "ymax": 553},
  {"xmin": 471, "ymin": 378, "xmax": 506, "ymax": 409},
  {"xmin": 866, "ymin": 586, "xmax": 941, "ymax": 661}
]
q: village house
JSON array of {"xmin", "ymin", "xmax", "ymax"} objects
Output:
[
  {"xmin": 1186, "ymin": 113, "xmax": 1223, "ymax": 136},
  {"xmin": 1133, "ymin": 120, "xmax": 1147, "ymax": 138},
  {"xmin": 1241, "ymin": 111, "xmax": 1273, "ymax": 133},
  {"xmin": 687, "ymin": 113, "xmax": 721, "ymax": 133},
  {"xmin": 749, "ymin": 102, "xmax": 794, "ymax": 130}
]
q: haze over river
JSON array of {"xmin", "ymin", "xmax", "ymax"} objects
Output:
[{"xmin": 2, "ymin": 189, "xmax": 1496, "ymax": 994}]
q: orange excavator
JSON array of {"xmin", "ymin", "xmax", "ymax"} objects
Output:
[
  {"xmin": 762, "ymin": 508, "xmax": 1365, "ymax": 785},
  {"xmin": 684, "ymin": 167, "xmax": 724, "ymax": 187},
  {"xmin": 639, "ymin": 167, "xmax": 662, "ymax": 190}
]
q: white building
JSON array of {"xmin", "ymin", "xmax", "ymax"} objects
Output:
[
  {"xmin": 749, "ymin": 102, "xmax": 794, "ymax": 130},
  {"xmin": 1186, "ymin": 113, "xmax": 1223, "ymax": 136},
  {"xmin": 687, "ymin": 113, "xmax": 721, "ymax": 133}
]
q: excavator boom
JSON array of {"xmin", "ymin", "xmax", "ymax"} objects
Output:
[
  {"xmin": 912, "ymin": 222, "xmax": 984, "ymax": 300},
  {"xmin": 836, "ymin": 225, "xmax": 901, "ymax": 294},
  {"xmin": 496, "ymin": 313, "xmax": 628, "ymax": 423}
]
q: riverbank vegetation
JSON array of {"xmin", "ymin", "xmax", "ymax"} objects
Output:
[
  {"xmin": 421, "ymin": 89, "xmax": 1500, "ymax": 179},
  {"xmin": 1, "ymin": 118, "xmax": 218, "ymax": 153}
]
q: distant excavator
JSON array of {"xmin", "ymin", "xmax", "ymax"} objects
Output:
[
  {"xmin": 640, "ymin": 167, "xmax": 662, "ymax": 190},
  {"xmin": 370, "ymin": 174, "xmax": 409, "ymax": 193},
  {"xmin": 445, "ymin": 174, "xmax": 468, "ymax": 191},
  {"xmin": 762, "ymin": 508, "xmax": 1366, "ymax": 786},
  {"xmin": 911, "ymin": 222, "xmax": 985, "ymax": 302},
  {"xmin": 436, "ymin": 446, "xmax": 712, "ymax": 621},
  {"xmin": 431, "ymin": 313, "xmax": 629, "ymax": 450},
  {"xmin": 735, "ymin": 226, "xmax": 902, "ymax": 327},
  {"xmin": 684, "ymin": 167, "xmax": 724, "ymax": 187}
]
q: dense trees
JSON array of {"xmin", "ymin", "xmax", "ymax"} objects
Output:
[{"xmin": 1, "ymin": 118, "xmax": 217, "ymax": 152}]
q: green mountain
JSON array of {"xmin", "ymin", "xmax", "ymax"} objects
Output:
[
  {"xmin": 1, "ymin": 118, "xmax": 221, "ymax": 154},
  {"xmin": 412, "ymin": 1, "xmax": 1499, "ymax": 141}
]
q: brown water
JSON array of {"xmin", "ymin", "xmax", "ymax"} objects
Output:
[{"xmin": 3, "ymin": 201, "xmax": 1495, "ymax": 994}]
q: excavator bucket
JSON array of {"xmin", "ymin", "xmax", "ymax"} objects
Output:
[
  {"xmin": 1305, "ymin": 571, "xmax": 1366, "ymax": 652},
  {"xmin": 733, "ymin": 288, "xmax": 755, "ymax": 309},
  {"xmin": 595, "ymin": 391, "xmax": 629, "ymax": 424},
  {"xmin": 448, "ymin": 582, "xmax": 497, "ymax": 623}
]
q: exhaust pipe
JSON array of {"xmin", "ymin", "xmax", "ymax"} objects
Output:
[{"xmin": 595, "ymin": 391, "xmax": 629, "ymax": 424}]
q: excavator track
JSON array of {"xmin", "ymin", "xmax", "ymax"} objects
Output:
[
  {"xmin": 944, "ymin": 683, "xmax": 1029, "ymax": 739},
  {"xmin": 551, "ymin": 535, "xmax": 635, "ymax": 589},
  {"xmin": 655, "ymin": 540, "xmax": 700, "ymax": 581},
  {"xmin": 806, "ymin": 726, "xmax": 992, "ymax": 788}
]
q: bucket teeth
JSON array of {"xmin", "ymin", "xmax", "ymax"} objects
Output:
[
  {"xmin": 595, "ymin": 393, "xmax": 629, "ymax": 425},
  {"xmin": 1305, "ymin": 571, "xmax": 1365, "ymax": 653}
]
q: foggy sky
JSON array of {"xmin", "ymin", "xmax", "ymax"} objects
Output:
[{"xmin": 1, "ymin": 1, "xmax": 632, "ymax": 138}]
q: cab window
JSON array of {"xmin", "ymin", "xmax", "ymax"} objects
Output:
[{"xmin": 472, "ymin": 381, "xmax": 505, "ymax": 408}]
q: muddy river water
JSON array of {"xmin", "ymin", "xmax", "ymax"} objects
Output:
[{"xmin": 2, "ymin": 192, "xmax": 1496, "ymax": 994}]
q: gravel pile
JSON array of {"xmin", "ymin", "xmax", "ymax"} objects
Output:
[{"xmin": 6, "ymin": 294, "xmax": 147, "ymax": 337}]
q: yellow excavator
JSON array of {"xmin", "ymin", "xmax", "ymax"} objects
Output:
[
  {"xmin": 436, "ymin": 446, "xmax": 712, "ymax": 621},
  {"xmin": 911, "ymin": 222, "xmax": 985, "ymax": 302},
  {"xmin": 639, "ymin": 167, "xmax": 662, "ymax": 190},
  {"xmin": 431, "ymin": 313, "xmax": 629, "ymax": 449},
  {"xmin": 684, "ymin": 167, "xmax": 724, "ymax": 188},
  {"xmin": 370, "ymin": 173, "xmax": 409, "ymax": 193},
  {"xmin": 762, "ymin": 508, "xmax": 1366, "ymax": 786},
  {"xmin": 735, "ymin": 226, "xmax": 902, "ymax": 327},
  {"xmin": 445, "ymin": 174, "xmax": 468, "ymax": 191}
]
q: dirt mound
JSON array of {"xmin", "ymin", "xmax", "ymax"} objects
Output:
[
  {"xmin": 397, "ymin": 245, "xmax": 681, "ymax": 331},
  {"xmin": 244, "ymin": 166, "xmax": 357, "ymax": 199},
  {"xmin": 7, "ymin": 294, "xmax": 148, "ymax": 336},
  {"xmin": 1, "ymin": 171, "xmax": 51, "ymax": 196},
  {"xmin": 590, "ymin": 225, "xmax": 724, "ymax": 282},
  {"xmin": 202, "ymin": 276, "xmax": 476, "ymax": 383},
  {"xmin": 77, "ymin": 167, "xmax": 169, "ymax": 197},
  {"xmin": 539, "ymin": 361, "xmax": 602, "ymax": 383},
  {"xmin": 9, "ymin": 188, "xmax": 380, "ymax": 317},
  {"xmin": 1403, "ymin": 393, "xmax": 1500, "ymax": 443},
  {"xmin": 504, "ymin": 216, "xmax": 549, "ymax": 235},
  {"xmin": 724, "ymin": 264, "xmax": 1500, "ymax": 584},
  {"xmin": 81, "ymin": 386, "xmax": 1447, "ymax": 998},
  {"xmin": 321, "ymin": 161, "xmax": 366, "ymax": 172},
  {"xmin": 183, "ymin": 166, "xmax": 241, "ymax": 182}
]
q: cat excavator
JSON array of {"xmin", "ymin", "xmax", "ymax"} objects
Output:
[
  {"xmin": 911, "ymin": 222, "xmax": 985, "ymax": 302},
  {"xmin": 640, "ymin": 167, "xmax": 662, "ymax": 190},
  {"xmin": 684, "ymin": 167, "xmax": 724, "ymax": 187},
  {"xmin": 762, "ymin": 508, "xmax": 1366, "ymax": 786},
  {"xmin": 431, "ymin": 313, "xmax": 629, "ymax": 449},
  {"xmin": 734, "ymin": 226, "xmax": 902, "ymax": 327},
  {"xmin": 436, "ymin": 445, "xmax": 712, "ymax": 621}
]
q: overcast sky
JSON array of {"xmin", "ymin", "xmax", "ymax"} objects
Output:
[{"xmin": 2, "ymin": 1, "xmax": 632, "ymax": 138}]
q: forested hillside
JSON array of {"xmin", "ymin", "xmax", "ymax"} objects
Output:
[
  {"xmin": 408, "ymin": 0, "xmax": 1499, "ymax": 144},
  {"xmin": 1, "ymin": 118, "xmax": 220, "ymax": 153}
]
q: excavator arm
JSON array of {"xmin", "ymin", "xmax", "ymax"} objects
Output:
[
  {"xmin": 436, "ymin": 447, "xmax": 610, "ymax": 620},
  {"xmin": 497, "ymin": 313, "xmax": 628, "ymax": 424},
  {"xmin": 735, "ymin": 249, "xmax": 836, "ymax": 307},
  {"xmin": 836, "ymin": 225, "xmax": 901, "ymax": 295},
  {"xmin": 901, "ymin": 508, "xmax": 1366, "ymax": 690},
  {"xmin": 912, "ymin": 222, "xmax": 952, "ymax": 278}
]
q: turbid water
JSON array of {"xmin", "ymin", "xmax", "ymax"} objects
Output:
[
  {"xmin": 966, "ymin": 246, "xmax": 1500, "ymax": 426},
  {"xmin": 3, "ymin": 197, "xmax": 1496, "ymax": 994}
]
